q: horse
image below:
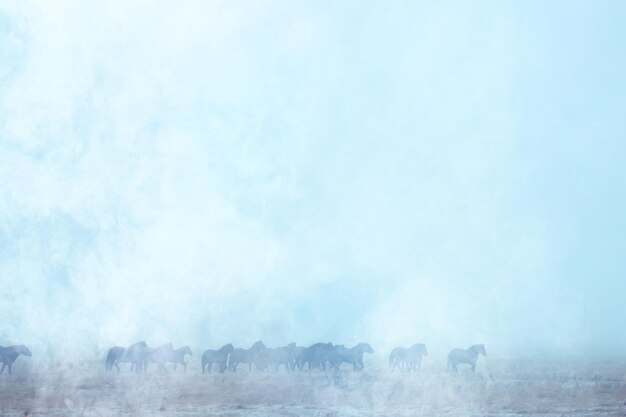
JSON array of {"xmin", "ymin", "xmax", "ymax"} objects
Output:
[
  {"xmin": 105, "ymin": 341, "xmax": 149, "ymax": 373},
  {"xmin": 404, "ymin": 343, "xmax": 427, "ymax": 372},
  {"xmin": 126, "ymin": 341, "xmax": 150, "ymax": 373},
  {"xmin": 0, "ymin": 345, "xmax": 32, "ymax": 375},
  {"xmin": 171, "ymin": 346, "xmax": 193, "ymax": 373},
  {"xmin": 335, "ymin": 343, "xmax": 374, "ymax": 371},
  {"xmin": 389, "ymin": 343, "xmax": 427, "ymax": 372},
  {"xmin": 302, "ymin": 342, "xmax": 328, "ymax": 371},
  {"xmin": 201, "ymin": 344, "xmax": 233, "ymax": 374},
  {"xmin": 447, "ymin": 344, "xmax": 486, "ymax": 372},
  {"xmin": 229, "ymin": 341, "xmax": 265, "ymax": 372},
  {"xmin": 264, "ymin": 343, "xmax": 296, "ymax": 372},
  {"xmin": 105, "ymin": 346, "xmax": 126, "ymax": 372},
  {"xmin": 302, "ymin": 343, "xmax": 342, "ymax": 371},
  {"xmin": 389, "ymin": 347, "xmax": 408, "ymax": 372}
]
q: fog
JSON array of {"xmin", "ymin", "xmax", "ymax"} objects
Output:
[{"xmin": 1, "ymin": 0, "xmax": 625, "ymax": 364}]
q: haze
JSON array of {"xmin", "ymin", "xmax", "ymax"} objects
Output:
[{"xmin": 0, "ymin": 0, "xmax": 624, "ymax": 361}]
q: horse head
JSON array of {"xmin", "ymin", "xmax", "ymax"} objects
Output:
[
  {"xmin": 220, "ymin": 343, "xmax": 234, "ymax": 353},
  {"xmin": 17, "ymin": 345, "xmax": 32, "ymax": 357},
  {"xmin": 471, "ymin": 344, "xmax": 487, "ymax": 356},
  {"xmin": 251, "ymin": 341, "xmax": 266, "ymax": 352},
  {"xmin": 357, "ymin": 343, "xmax": 374, "ymax": 354},
  {"xmin": 182, "ymin": 346, "xmax": 192, "ymax": 356}
]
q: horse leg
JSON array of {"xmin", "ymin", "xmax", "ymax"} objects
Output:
[
  {"xmin": 183, "ymin": 362, "xmax": 187, "ymax": 373},
  {"xmin": 0, "ymin": 363, "xmax": 5, "ymax": 375}
]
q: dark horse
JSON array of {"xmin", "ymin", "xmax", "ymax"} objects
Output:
[
  {"xmin": 229, "ymin": 341, "xmax": 265, "ymax": 372},
  {"xmin": 201, "ymin": 344, "xmax": 233, "ymax": 374},
  {"xmin": 105, "ymin": 341, "xmax": 149, "ymax": 373},
  {"xmin": 302, "ymin": 342, "xmax": 342, "ymax": 371},
  {"xmin": 335, "ymin": 343, "xmax": 374, "ymax": 371},
  {"xmin": 447, "ymin": 344, "xmax": 487, "ymax": 372},
  {"xmin": 0, "ymin": 345, "xmax": 32, "ymax": 375}
]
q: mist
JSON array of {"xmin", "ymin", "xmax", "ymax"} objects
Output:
[{"xmin": 1, "ymin": 0, "xmax": 625, "ymax": 365}]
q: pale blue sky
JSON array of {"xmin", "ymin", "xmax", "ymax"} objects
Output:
[{"xmin": 0, "ymin": 1, "xmax": 624, "ymax": 357}]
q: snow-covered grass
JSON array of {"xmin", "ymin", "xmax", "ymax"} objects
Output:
[{"xmin": 1, "ymin": 357, "xmax": 625, "ymax": 416}]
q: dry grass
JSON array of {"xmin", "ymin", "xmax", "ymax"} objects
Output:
[{"xmin": 1, "ymin": 357, "xmax": 626, "ymax": 416}]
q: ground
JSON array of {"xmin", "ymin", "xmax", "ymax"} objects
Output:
[{"xmin": 1, "ymin": 358, "xmax": 625, "ymax": 416}]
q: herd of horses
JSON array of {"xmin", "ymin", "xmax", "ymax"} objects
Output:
[
  {"xmin": 103, "ymin": 341, "xmax": 486, "ymax": 375},
  {"xmin": 200, "ymin": 342, "xmax": 374, "ymax": 374},
  {"xmin": 105, "ymin": 342, "xmax": 192, "ymax": 373},
  {"xmin": 0, "ymin": 342, "xmax": 487, "ymax": 376}
]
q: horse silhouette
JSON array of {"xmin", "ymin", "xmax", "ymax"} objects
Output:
[
  {"xmin": 229, "ymin": 341, "xmax": 265, "ymax": 372},
  {"xmin": 0, "ymin": 345, "xmax": 31, "ymax": 375},
  {"xmin": 105, "ymin": 341, "xmax": 149, "ymax": 373},
  {"xmin": 335, "ymin": 343, "xmax": 374, "ymax": 371},
  {"xmin": 302, "ymin": 343, "xmax": 342, "ymax": 371},
  {"xmin": 389, "ymin": 343, "xmax": 427, "ymax": 372},
  {"xmin": 447, "ymin": 344, "xmax": 486, "ymax": 372},
  {"xmin": 170, "ymin": 346, "xmax": 193, "ymax": 372},
  {"xmin": 404, "ymin": 343, "xmax": 427, "ymax": 372},
  {"xmin": 201, "ymin": 344, "xmax": 233, "ymax": 374},
  {"xmin": 105, "ymin": 346, "xmax": 126, "ymax": 372},
  {"xmin": 254, "ymin": 343, "xmax": 296, "ymax": 372}
]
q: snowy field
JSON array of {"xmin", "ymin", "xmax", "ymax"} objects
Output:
[{"xmin": 2, "ymin": 357, "xmax": 626, "ymax": 416}]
